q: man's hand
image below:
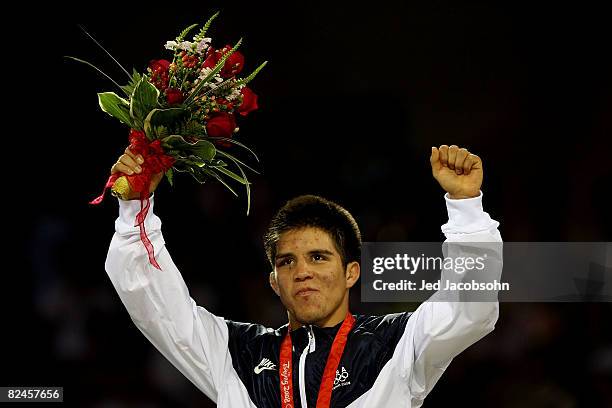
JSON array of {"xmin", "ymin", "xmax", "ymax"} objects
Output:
[
  {"xmin": 111, "ymin": 147, "xmax": 164, "ymax": 200},
  {"xmin": 430, "ymin": 145, "xmax": 483, "ymax": 199}
]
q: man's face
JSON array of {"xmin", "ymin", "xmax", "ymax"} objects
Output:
[{"xmin": 269, "ymin": 226, "xmax": 358, "ymax": 328}]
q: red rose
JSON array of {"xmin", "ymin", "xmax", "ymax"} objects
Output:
[
  {"xmin": 149, "ymin": 59, "xmax": 171, "ymax": 91},
  {"xmin": 201, "ymin": 45, "xmax": 245, "ymax": 78},
  {"xmin": 206, "ymin": 112, "xmax": 236, "ymax": 139},
  {"xmin": 149, "ymin": 59, "xmax": 170, "ymax": 72},
  {"xmin": 237, "ymin": 87, "xmax": 258, "ymax": 116},
  {"xmin": 202, "ymin": 47, "xmax": 219, "ymax": 70},
  {"xmin": 221, "ymin": 47, "xmax": 244, "ymax": 78},
  {"xmin": 165, "ymin": 88, "xmax": 184, "ymax": 105}
]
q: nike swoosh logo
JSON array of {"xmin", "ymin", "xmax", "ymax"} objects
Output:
[{"xmin": 254, "ymin": 366, "xmax": 275, "ymax": 374}]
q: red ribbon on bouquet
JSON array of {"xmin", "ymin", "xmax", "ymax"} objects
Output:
[{"xmin": 90, "ymin": 129, "xmax": 175, "ymax": 270}]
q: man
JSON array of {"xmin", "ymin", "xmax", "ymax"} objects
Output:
[{"xmin": 105, "ymin": 144, "xmax": 502, "ymax": 407}]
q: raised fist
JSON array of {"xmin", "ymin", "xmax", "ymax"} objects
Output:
[{"xmin": 430, "ymin": 145, "xmax": 483, "ymax": 199}]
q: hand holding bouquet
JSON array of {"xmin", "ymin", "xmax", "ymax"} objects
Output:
[{"xmin": 68, "ymin": 12, "xmax": 266, "ymax": 269}]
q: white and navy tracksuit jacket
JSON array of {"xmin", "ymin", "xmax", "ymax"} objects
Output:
[{"xmin": 105, "ymin": 192, "xmax": 502, "ymax": 407}]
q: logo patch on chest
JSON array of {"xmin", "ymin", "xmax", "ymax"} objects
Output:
[
  {"xmin": 254, "ymin": 357, "xmax": 277, "ymax": 374},
  {"xmin": 333, "ymin": 366, "xmax": 351, "ymax": 390}
]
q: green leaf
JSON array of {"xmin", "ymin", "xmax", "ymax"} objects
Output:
[
  {"xmin": 150, "ymin": 108, "xmax": 186, "ymax": 127},
  {"xmin": 176, "ymin": 23, "xmax": 198, "ymax": 42},
  {"xmin": 172, "ymin": 161, "xmax": 192, "ymax": 172},
  {"xmin": 165, "ymin": 168, "xmax": 174, "ymax": 186},
  {"xmin": 130, "ymin": 77, "xmax": 159, "ymax": 124},
  {"xmin": 65, "ymin": 56, "xmax": 126, "ymax": 96},
  {"xmin": 121, "ymin": 69, "xmax": 143, "ymax": 96},
  {"xmin": 98, "ymin": 92, "xmax": 134, "ymax": 127},
  {"xmin": 216, "ymin": 150, "xmax": 260, "ymax": 174},
  {"xmin": 144, "ymin": 108, "xmax": 186, "ymax": 139},
  {"xmin": 213, "ymin": 166, "xmax": 247, "ymax": 184},
  {"xmin": 182, "ymin": 120, "xmax": 207, "ymax": 137},
  {"xmin": 161, "ymin": 134, "xmax": 191, "ymax": 149},
  {"xmin": 216, "ymin": 150, "xmax": 253, "ymax": 215},
  {"xmin": 191, "ymin": 140, "xmax": 216, "ymax": 161},
  {"xmin": 211, "ymin": 158, "xmax": 227, "ymax": 167},
  {"xmin": 203, "ymin": 78, "xmax": 236, "ymax": 96},
  {"xmin": 206, "ymin": 137, "xmax": 260, "ymax": 161},
  {"xmin": 236, "ymin": 60, "xmax": 268, "ymax": 86},
  {"xmin": 133, "ymin": 117, "xmax": 144, "ymax": 130},
  {"xmin": 194, "ymin": 11, "xmax": 220, "ymax": 42},
  {"xmin": 152, "ymin": 125, "xmax": 169, "ymax": 139},
  {"xmin": 184, "ymin": 166, "xmax": 209, "ymax": 184},
  {"xmin": 161, "ymin": 135, "xmax": 217, "ymax": 161},
  {"xmin": 77, "ymin": 25, "xmax": 131, "ymax": 79},
  {"xmin": 203, "ymin": 168, "xmax": 239, "ymax": 196}
]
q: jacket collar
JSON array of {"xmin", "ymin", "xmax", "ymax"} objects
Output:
[{"xmin": 286, "ymin": 319, "xmax": 347, "ymax": 352}]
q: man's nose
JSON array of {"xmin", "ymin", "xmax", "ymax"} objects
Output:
[{"xmin": 294, "ymin": 260, "xmax": 313, "ymax": 281}]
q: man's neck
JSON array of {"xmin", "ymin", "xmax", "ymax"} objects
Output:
[{"xmin": 288, "ymin": 307, "xmax": 348, "ymax": 331}]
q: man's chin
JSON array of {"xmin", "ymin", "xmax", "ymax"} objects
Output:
[{"xmin": 293, "ymin": 309, "xmax": 326, "ymax": 327}]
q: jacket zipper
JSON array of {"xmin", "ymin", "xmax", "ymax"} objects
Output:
[{"xmin": 298, "ymin": 326, "xmax": 315, "ymax": 408}]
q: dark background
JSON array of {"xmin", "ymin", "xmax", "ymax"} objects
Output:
[{"xmin": 8, "ymin": 1, "xmax": 612, "ymax": 407}]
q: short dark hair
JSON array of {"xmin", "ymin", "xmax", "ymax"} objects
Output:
[{"xmin": 263, "ymin": 195, "xmax": 361, "ymax": 267}]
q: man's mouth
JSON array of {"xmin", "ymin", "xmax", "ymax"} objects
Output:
[{"xmin": 295, "ymin": 288, "xmax": 318, "ymax": 297}]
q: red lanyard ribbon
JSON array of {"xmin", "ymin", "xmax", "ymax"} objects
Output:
[{"xmin": 279, "ymin": 312, "xmax": 355, "ymax": 408}]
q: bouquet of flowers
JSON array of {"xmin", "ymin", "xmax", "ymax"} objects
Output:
[{"xmin": 68, "ymin": 12, "xmax": 266, "ymax": 269}]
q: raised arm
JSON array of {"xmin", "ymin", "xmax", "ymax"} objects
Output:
[
  {"xmin": 104, "ymin": 148, "xmax": 232, "ymax": 403},
  {"xmin": 397, "ymin": 145, "xmax": 502, "ymax": 403}
]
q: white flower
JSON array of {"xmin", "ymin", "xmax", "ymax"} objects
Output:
[
  {"xmin": 226, "ymin": 89, "xmax": 240, "ymax": 102},
  {"xmin": 177, "ymin": 41, "xmax": 193, "ymax": 51},
  {"xmin": 199, "ymin": 67, "xmax": 213, "ymax": 79},
  {"xmin": 226, "ymin": 84, "xmax": 245, "ymax": 102},
  {"xmin": 196, "ymin": 37, "xmax": 212, "ymax": 54},
  {"xmin": 164, "ymin": 41, "xmax": 178, "ymax": 50}
]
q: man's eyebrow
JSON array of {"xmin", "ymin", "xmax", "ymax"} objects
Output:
[
  {"xmin": 307, "ymin": 249, "xmax": 335, "ymax": 256},
  {"xmin": 275, "ymin": 252, "xmax": 294, "ymax": 260},
  {"xmin": 275, "ymin": 249, "xmax": 335, "ymax": 260}
]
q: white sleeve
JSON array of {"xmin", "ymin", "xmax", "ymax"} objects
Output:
[
  {"xmin": 400, "ymin": 191, "xmax": 503, "ymax": 400},
  {"xmin": 104, "ymin": 195, "xmax": 232, "ymax": 402}
]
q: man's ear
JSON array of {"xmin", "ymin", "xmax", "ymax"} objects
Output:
[
  {"xmin": 345, "ymin": 261, "xmax": 361, "ymax": 289},
  {"xmin": 269, "ymin": 271, "xmax": 280, "ymax": 296}
]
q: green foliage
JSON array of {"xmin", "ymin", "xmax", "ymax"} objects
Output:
[
  {"xmin": 98, "ymin": 92, "xmax": 134, "ymax": 127},
  {"xmin": 191, "ymin": 140, "xmax": 217, "ymax": 161},
  {"xmin": 121, "ymin": 69, "xmax": 143, "ymax": 97},
  {"xmin": 144, "ymin": 108, "xmax": 187, "ymax": 139},
  {"xmin": 165, "ymin": 168, "xmax": 174, "ymax": 186},
  {"xmin": 204, "ymin": 78, "xmax": 236, "ymax": 96},
  {"xmin": 217, "ymin": 150, "xmax": 259, "ymax": 174},
  {"xmin": 203, "ymin": 168, "xmax": 238, "ymax": 196},
  {"xmin": 130, "ymin": 77, "xmax": 160, "ymax": 130},
  {"xmin": 154, "ymin": 125, "xmax": 170, "ymax": 139},
  {"xmin": 178, "ymin": 120, "xmax": 208, "ymax": 137},
  {"xmin": 237, "ymin": 61, "xmax": 268, "ymax": 86},
  {"xmin": 206, "ymin": 137, "xmax": 260, "ymax": 162},
  {"xmin": 216, "ymin": 150, "xmax": 254, "ymax": 214},
  {"xmin": 65, "ymin": 56, "xmax": 125, "ymax": 95},
  {"xmin": 194, "ymin": 11, "xmax": 220, "ymax": 42},
  {"xmin": 176, "ymin": 23, "xmax": 198, "ymax": 42},
  {"xmin": 161, "ymin": 135, "xmax": 217, "ymax": 161}
]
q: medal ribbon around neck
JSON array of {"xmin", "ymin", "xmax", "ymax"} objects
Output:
[{"xmin": 279, "ymin": 312, "xmax": 355, "ymax": 408}]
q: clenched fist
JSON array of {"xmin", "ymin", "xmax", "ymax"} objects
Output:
[
  {"xmin": 430, "ymin": 145, "xmax": 482, "ymax": 199},
  {"xmin": 111, "ymin": 146, "xmax": 164, "ymax": 200}
]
